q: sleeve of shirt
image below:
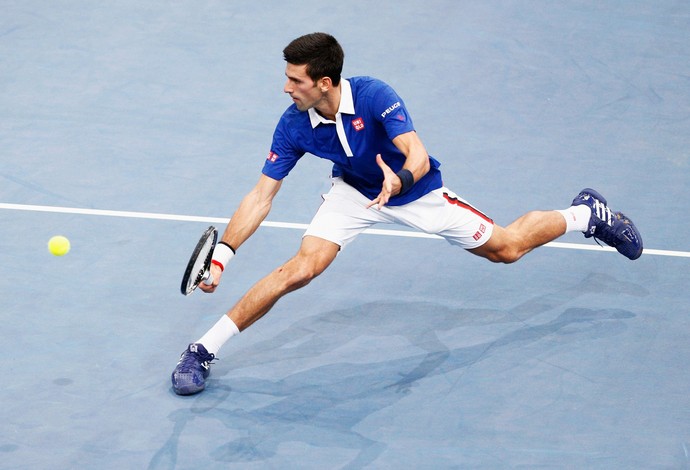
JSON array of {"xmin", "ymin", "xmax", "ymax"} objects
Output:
[
  {"xmin": 372, "ymin": 82, "xmax": 415, "ymax": 141},
  {"xmin": 261, "ymin": 112, "xmax": 304, "ymax": 180}
]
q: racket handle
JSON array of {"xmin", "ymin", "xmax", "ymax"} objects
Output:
[{"xmin": 202, "ymin": 271, "xmax": 214, "ymax": 286}]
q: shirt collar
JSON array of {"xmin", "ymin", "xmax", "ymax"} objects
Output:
[{"xmin": 308, "ymin": 78, "xmax": 354, "ymax": 128}]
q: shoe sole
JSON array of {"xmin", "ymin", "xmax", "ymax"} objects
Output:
[
  {"xmin": 173, "ymin": 384, "xmax": 205, "ymax": 395},
  {"xmin": 615, "ymin": 211, "xmax": 643, "ymax": 260}
]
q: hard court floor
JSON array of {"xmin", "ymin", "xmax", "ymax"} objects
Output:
[{"xmin": 1, "ymin": 1, "xmax": 689, "ymax": 468}]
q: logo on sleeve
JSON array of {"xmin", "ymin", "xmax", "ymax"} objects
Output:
[
  {"xmin": 267, "ymin": 151, "xmax": 279, "ymax": 162},
  {"xmin": 380, "ymin": 101, "xmax": 401, "ymax": 119},
  {"xmin": 351, "ymin": 117, "xmax": 365, "ymax": 131}
]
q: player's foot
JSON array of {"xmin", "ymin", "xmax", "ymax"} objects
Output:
[
  {"xmin": 571, "ymin": 188, "xmax": 643, "ymax": 260},
  {"xmin": 171, "ymin": 343, "xmax": 215, "ymax": 395}
]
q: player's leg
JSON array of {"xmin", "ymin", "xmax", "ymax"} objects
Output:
[
  {"xmin": 172, "ymin": 235, "xmax": 339, "ymax": 395},
  {"xmin": 468, "ymin": 210, "xmax": 566, "ymax": 263},
  {"xmin": 469, "ymin": 188, "xmax": 643, "ymax": 262},
  {"xmin": 471, "ymin": 188, "xmax": 643, "ymax": 262},
  {"xmin": 388, "ymin": 188, "xmax": 565, "ymax": 263},
  {"xmin": 172, "ymin": 177, "xmax": 385, "ymax": 395},
  {"xmin": 227, "ymin": 235, "xmax": 340, "ymax": 331},
  {"xmin": 224, "ymin": 178, "xmax": 384, "ymax": 331},
  {"xmin": 387, "ymin": 187, "xmax": 584, "ymax": 264}
]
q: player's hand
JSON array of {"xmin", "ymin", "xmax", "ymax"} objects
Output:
[
  {"xmin": 367, "ymin": 154, "xmax": 401, "ymax": 210},
  {"xmin": 199, "ymin": 264, "xmax": 223, "ymax": 293}
]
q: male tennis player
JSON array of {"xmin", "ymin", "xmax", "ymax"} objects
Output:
[{"xmin": 171, "ymin": 32, "xmax": 642, "ymax": 395}]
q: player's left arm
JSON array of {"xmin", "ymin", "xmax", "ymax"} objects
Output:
[
  {"xmin": 392, "ymin": 130, "xmax": 431, "ymax": 182},
  {"xmin": 368, "ymin": 130, "xmax": 430, "ymax": 209}
]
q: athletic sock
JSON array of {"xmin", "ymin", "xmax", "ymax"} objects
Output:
[
  {"xmin": 195, "ymin": 315, "xmax": 240, "ymax": 356},
  {"xmin": 556, "ymin": 205, "xmax": 591, "ymax": 233}
]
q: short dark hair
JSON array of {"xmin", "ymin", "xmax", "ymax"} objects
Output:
[{"xmin": 283, "ymin": 32, "xmax": 344, "ymax": 86}]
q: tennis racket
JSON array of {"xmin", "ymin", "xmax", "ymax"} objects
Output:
[{"xmin": 180, "ymin": 225, "xmax": 217, "ymax": 296}]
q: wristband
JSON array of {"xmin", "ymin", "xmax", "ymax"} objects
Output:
[
  {"xmin": 396, "ymin": 169, "xmax": 414, "ymax": 195},
  {"xmin": 211, "ymin": 242, "xmax": 236, "ymax": 272}
]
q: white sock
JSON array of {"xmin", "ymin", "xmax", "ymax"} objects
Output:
[
  {"xmin": 556, "ymin": 205, "xmax": 591, "ymax": 233},
  {"xmin": 195, "ymin": 315, "xmax": 240, "ymax": 356}
]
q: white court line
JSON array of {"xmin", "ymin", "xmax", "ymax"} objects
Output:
[{"xmin": 2, "ymin": 202, "xmax": 689, "ymax": 258}]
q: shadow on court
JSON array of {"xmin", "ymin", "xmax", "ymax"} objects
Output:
[{"xmin": 151, "ymin": 273, "xmax": 643, "ymax": 468}]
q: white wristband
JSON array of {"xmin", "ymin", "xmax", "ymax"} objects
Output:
[{"xmin": 211, "ymin": 242, "xmax": 235, "ymax": 272}]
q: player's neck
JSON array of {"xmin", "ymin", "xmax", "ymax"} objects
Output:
[{"xmin": 314, "ymin": 82, "xmax": 341, "ymax": 121}]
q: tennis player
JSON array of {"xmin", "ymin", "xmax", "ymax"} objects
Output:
[{"xmin": 171, "ymin": 32, "xmax": 642, "ymax": 395}]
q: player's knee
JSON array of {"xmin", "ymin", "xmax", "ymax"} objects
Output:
[
  {"xmin": 482, "ymin": 246, "xmax": 521, "ymax": 264},
  {"xmin": 276, "ymin": 240, "xmax": 338, "ymax": 292},
  {"xmin": 290, "ymin": 265, "xmax": 319, "ymax": 289},
  {"xmin": 497, "ymin": 251, "xmax": 521, "ymax": 264},
  {"xmin": 472, "ymin": 229, "xmax": 523, "ymax": 264},
  {"xmin": 278, "ymin": 258, "xmax": 324, "ymax": 291}
]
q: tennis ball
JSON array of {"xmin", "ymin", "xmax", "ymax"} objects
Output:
[{"xmin": 48, "ymin": 235, "xmax": 71, "ymax": 256}]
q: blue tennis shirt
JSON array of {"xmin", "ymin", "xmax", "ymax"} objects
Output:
[{"xmin": 263, "ymin": 76, "xmax": 443, "ymax": 206}]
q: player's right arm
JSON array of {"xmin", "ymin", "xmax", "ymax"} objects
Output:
[
  {"xmin": 222, "ymin": 174, "xmax": 282, "ymax": 251},
  {"xmin": 199, "ymin": 174, "xmax": 282, "ymax": 293}
]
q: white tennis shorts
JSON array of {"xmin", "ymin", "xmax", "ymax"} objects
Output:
[{"xmin": 304, "ymin": 177, "xmax": 494, "ymax": 250}]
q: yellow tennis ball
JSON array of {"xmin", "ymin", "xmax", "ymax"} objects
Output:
[{"xmin": 48, "ymin": 235, "xmax": 71, "ymax": 256}]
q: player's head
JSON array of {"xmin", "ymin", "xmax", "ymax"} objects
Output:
[{"xmin": 283, "ymin": 32, "xmax": 344, "ymax": 86}]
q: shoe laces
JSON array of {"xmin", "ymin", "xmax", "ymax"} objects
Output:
[{"xmin": 178, "ymin": 345, "xmax": 216, "ymax": 371}]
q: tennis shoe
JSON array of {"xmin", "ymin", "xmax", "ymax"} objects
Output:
[
  {"xmin": 171, "ymin": 343, "xmax": 215, "ymax": 395},
  {"xmin": 571, "ymin": 188, "xmax": 643, "ymax": 260}
]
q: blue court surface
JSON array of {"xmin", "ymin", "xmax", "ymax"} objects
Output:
[{"xmin": 2, "ymin": 1, "xmax": 690, "ymax": 468}]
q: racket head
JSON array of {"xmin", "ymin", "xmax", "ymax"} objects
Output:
[{"xmin": 180, "ymin": 226, "xmax": 218, "ymax": 296}]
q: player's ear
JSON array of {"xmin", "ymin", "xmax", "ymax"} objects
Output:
[{"xmin": 318, "ymin": 77, "xmax": 332, "ymax": 93}]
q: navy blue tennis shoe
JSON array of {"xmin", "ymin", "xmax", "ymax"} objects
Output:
[
  {"xmin": 171, "ymin": 343, "xmax": 215, "ymax": 395},
  {"xmin": 571, "ymin": 188, "xmax": 643, "ymax": 260}
]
